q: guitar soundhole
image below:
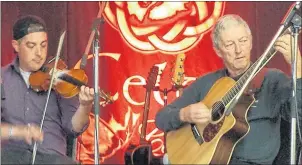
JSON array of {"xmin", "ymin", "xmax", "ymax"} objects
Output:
[
  {"xmin": 211, "ymin": 101, "xmax": 225, "ymax": 122},
  {"xmin": 203, "ymin": 119, "xmax": 224, "ymax": 142}
]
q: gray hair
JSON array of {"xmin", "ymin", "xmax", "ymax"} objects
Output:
[{"xmin": 211, "ymin": 14, "xmax": 251, "ymax": 49}]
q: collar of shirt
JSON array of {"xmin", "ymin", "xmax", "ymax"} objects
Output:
[
  {"xmin": 10, "ymin": 56, "xmax": 22, "ymax": 74},
  {"xmin": 223, "ymin": 63, "xmax": 252, "ymax": 81},
  {"xmin": 19, "ymin": 67, "xmax": 31, "ymax": 88},
  {"xmin": 223, "ymin": 68, "xmax": 243, "ymax": 81},
  {"xmin": 10, "ymin": 57, "xmax": 31, "ymax": 88}
]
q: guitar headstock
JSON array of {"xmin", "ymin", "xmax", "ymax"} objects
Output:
[
  {"xmin": 145, "ymin": 66, "xmax": 159, "ymax": 91},
  {"xmin": 172, "ymin": 53, "xmax": 186, "ymax": 86}
]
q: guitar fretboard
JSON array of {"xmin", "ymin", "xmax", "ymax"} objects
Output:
[{"xmin": 222, "ymin": 49, "xmax": 277, "ymax": 105}]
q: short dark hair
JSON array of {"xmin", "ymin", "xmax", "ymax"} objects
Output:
[{"xmin": 13, "ymin": 15, "xmax": 47, "ymax": 40}]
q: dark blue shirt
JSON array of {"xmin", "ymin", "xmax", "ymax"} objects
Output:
[{"xmin": 155, "ymin": 68, "xmax": 302, "ymax": 164}]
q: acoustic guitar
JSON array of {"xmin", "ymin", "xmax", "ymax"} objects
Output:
[
  {"xmin": 124, "ymin": 66, "xmax": 159, "ymax": 165},
  {"xmin": 166, "ymin": 43, "xmax": 281, "ymax": 164}
]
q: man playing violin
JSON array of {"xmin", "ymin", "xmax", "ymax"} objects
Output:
[
  {"xmin": 156, "ymin": 14, "xmax": 301, "ymax": 164},
  {"xmin": 1, "ymin": 15, "xmax": 94, "ymax": 164}
]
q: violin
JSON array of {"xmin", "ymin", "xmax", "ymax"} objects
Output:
[{"xmin": 29, "ymin": 57, "xmax": 113, "ymax": 104}]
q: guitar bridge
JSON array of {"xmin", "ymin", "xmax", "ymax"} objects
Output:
[{"xmin": 191, "ymin": 124, "xmax": 204, "ymax": 145}]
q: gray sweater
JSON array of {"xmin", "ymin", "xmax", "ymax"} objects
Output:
[{"xmin": 155, "ymin": 68, "xmax": 302, "ymax": 164}]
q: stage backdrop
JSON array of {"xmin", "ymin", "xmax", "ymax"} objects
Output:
[{"xmin": 1, "ymin": 1, "xmax": 298, "ymax": 164}]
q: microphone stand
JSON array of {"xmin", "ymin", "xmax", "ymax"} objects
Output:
[
  {"xmin": 155, "ymin": 84, "xmax": 186, "ymax": 107},
  {"xmin": 92, "ymin": 25, "xmax": 100, "ymax": 165},
  {"xmin": 75, "ymin": 3, "xmax": 107, "ymax": 163},
  {"xmin": 289, "ymin": 10, "xmax": 301, "ymax": 164},
  {"xmin": 91, "ymin": 16, "xmax": 107, "ymax": 164}
]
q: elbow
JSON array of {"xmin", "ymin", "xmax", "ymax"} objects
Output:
[
  {"xmin": 64, "ymin": 119, "xmax": 89, "ymax": 138},
  {"xmin": 155, "ymin": 109, "xmax": 166, "ymax": 132},
  {"xmin": 155, "ymin": 107, "xmax": 184, "ymax": 133}
]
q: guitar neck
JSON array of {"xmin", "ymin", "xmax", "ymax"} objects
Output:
[
  {"xmin": 178, "ymin": 87, "xmax": 184, "ymax": 96},
  {"xmin": 173, "ymin": 53, "xmax": 186, "ymax": 96},
  {"xmin": 223, "ymin": 48, "xmax": 277, "ymax": 105},
  {"xmin": 140, "ymin": 90, "xmax": 151, "ymax": 142}
]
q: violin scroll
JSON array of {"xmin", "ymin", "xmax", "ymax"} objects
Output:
[{"xmin": 99, "ymin": 90, "xmax": 114, "ymax": 104}]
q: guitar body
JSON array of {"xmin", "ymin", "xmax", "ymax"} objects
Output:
[
  {"xmin": 166, "ymin": 77, "xmax": 255, "ymax": 164},
  {"xmin": 124, "ymin": 143, "xmax": 152, "ymax": 165}
]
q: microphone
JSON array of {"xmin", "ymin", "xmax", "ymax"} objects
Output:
[
  {"xmin": 80, "ymin": 18, "xmax": 103, "ymax": 70},
  {"xmin": 91, "ymin": 18, "xmax": 103, "ymax": 31},
  {"xmin": 281, "ymin": 2, "xmax": 301, "ymax": 28},
  {"xmin": 295, "ymin": 1, "xmax": 301, "ymax": 11}
]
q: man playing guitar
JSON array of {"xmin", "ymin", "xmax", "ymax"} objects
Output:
[{"xmin": 155, "ymin": 14, "xmax": 302, "ymax": 164}]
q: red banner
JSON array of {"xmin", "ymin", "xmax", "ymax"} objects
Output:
[
  {"xmin": 2, "ymin": 2, "xmax": 295, "ymax": 165},
  {"xmin": 75, "ymin": 2, "xmax": 225, "ymax": 164}
]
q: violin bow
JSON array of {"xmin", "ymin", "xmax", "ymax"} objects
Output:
[{"xmin": 31, "ymin": 30, "xmax": 66, "ymax": 165}]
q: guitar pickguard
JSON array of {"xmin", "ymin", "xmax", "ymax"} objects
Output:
[{"xmin": 203, "ymin": 118, "xmax": 224, "ymax": 142}]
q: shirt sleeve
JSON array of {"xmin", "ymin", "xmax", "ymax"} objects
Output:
[
  {"xmin": 155, "ymin": 76, "xmax": 208, "ymax": 132},
  {"xmin": 57, "ymin": 94, "xmax": 89, "ymax": 137},
  {"xmin": 270, "ymin": 69, "xmax": 302, "ymax": 123}
]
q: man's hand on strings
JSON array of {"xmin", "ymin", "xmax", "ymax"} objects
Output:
[
  {"xmin": 71, "ymin": 86, "xmax": 94, "ymax": 132},
  {"xmin": 179, "ymin": 102, "xmax": 211, "ymax": 124},
  {"xmin": 79, "ymin": 86, "xmax": 94, "ymax": 109},
  {"xmin": 275, "ymin": 33, "xmax": 301, "ymax": 78},
  {"xmin": 274, "ymin": 34, "xmax": 301, "ymax": 65}
]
